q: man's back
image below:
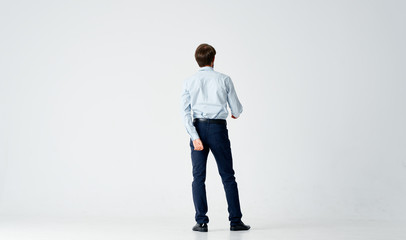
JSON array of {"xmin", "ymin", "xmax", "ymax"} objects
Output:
[
  {"xmin": 181, "ymin": 66, "xmax": 243, "ymax": 141},
  {"xmin": 183, "ymin": 66, "xmax": 242, "ymax": 119}
]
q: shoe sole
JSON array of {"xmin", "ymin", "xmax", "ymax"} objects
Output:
[
  {"xmin": 230, "ymin": 227, "xmax": 251, "ymax": 231},
  {"xmin": 193, "ymin": 228, "xmax": 208, "ymax": 232}
]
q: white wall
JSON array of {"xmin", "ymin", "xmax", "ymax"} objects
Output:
[{"xmin": 1, "ymin": 0, "xmax": 405, "ymax": 221}]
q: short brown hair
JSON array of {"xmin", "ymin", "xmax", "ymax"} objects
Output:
[{"xmin": 195, "ymin": 43, "xmax": 216, "ymax": 67}]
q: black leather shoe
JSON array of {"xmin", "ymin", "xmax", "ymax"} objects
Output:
[
  {"xmin": 192, "ymin": 223, "xmax": 208, "ymax": 232},
  {"xmin": 230, "ymin": 221, "xmax": 250, "ymax": 231}
]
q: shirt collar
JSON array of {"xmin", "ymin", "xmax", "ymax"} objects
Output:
[{"xmin": 199, "ymin": 66, "xmax": 214, "ymax": 71}]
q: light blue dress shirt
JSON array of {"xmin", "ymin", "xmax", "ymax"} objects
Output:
[{"xmin": 181, "ymin": 66, "xmax": 243, "ymax": 140}]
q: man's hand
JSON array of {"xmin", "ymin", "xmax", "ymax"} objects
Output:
[
  {"xmin": 231, "ymin": 115, "xmax": 238, "ymax": 119},
  {"xmin": 193, "ymin": 138, "xmax": 204, "ymax": 151}
]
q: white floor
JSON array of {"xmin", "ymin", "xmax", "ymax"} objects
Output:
[{"xmin": 0, "ymin": 216, "xmax": 405, "ymax": 240}]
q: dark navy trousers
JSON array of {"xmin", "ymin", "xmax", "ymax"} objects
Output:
[{"xmin": 190, "ymin": 119, "xmax": 243, "ymax": 225}]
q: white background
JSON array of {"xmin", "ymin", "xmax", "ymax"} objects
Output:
[{"xmin": 1, "ymin": 0, "xmax": 405, "ymax": 224}]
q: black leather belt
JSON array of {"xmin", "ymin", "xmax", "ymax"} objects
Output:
[{"xmin": 193, "ymin": 118, "xmax": 226, "ymax": 125}]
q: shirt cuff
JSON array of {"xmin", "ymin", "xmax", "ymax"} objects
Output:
[
  {"xmin": 190, "ymin": 132, "xmax": 200, "ymax": 141},
  {"xmin": 231, "ymin": 110, "xmax": 242, "ymax": 118}
]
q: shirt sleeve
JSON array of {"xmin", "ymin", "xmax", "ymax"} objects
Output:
[
  {"xmin": 181, "ymin": 80, "xmax": 200, "ymax": 141},
  {"xmin": 225, "ymin": 76, "xmax": 243, "ymax": 118}
]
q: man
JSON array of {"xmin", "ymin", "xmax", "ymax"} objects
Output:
[{"xmin": 181, "ymin": 43, "xmax": 250, "ymax": 232}]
